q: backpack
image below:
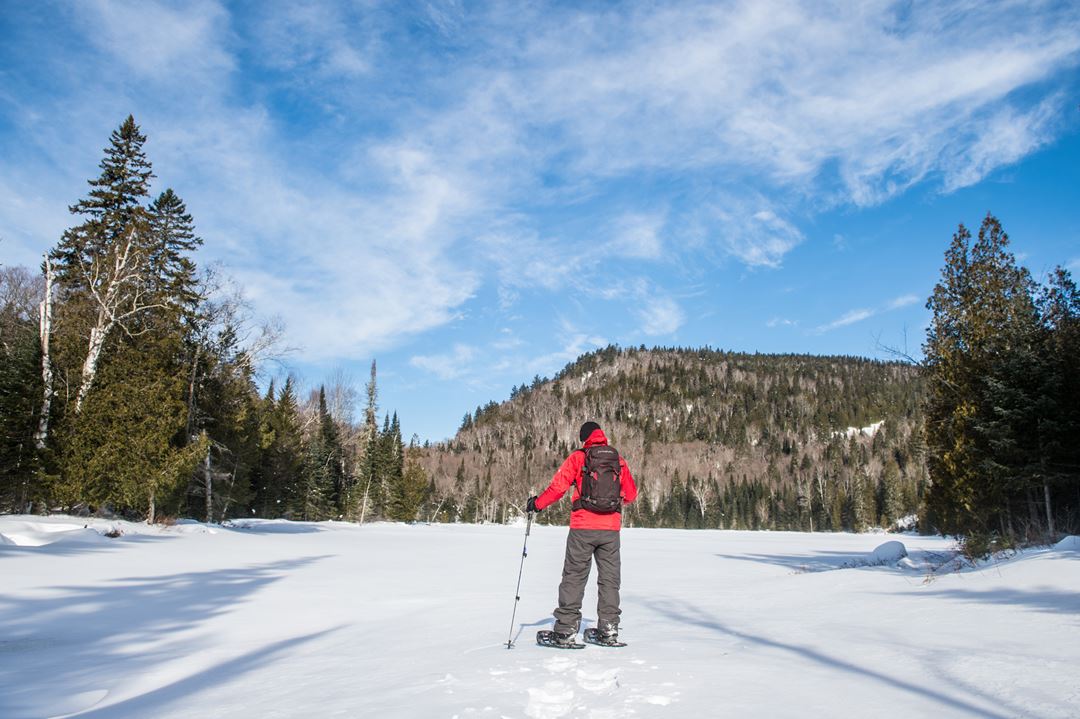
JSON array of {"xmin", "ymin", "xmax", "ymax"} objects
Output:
[{"xmin": 572, "ymin": 445, "xmax": 623, "ymax": 514}]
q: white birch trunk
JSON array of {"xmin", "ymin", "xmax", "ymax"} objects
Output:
[
  {"xmin": 74, "ymin": 319, "xmax": 113, "ymax": 414},
  {"xmin": 34, "ymin": 256, "xmax": 55, "ymax": 449},
  {"xmin": 360, "ymin": 479, "xmax": 371, "ymax": 524}
]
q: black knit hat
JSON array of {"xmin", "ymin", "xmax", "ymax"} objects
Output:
[{"xmin": 579, "ymin": 421, "xmax": 601, "ymax": 443}]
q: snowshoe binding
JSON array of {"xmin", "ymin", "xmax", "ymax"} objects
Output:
[
  {"xmin": 536, "ymin": 630, "xmax": 585, "ymax": 649},
  {"xmin": 584, "ymin": 626, "xmax": 627, "ymax": 647}
]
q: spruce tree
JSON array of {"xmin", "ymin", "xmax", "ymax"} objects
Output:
[{"xmin": 147, "ymin": 189, "xmax": 202, "ymax": 318}]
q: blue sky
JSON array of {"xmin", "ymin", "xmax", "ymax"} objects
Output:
[{"xmin": 2, "ymin": 1, "xmax": 1079, "ymax": 442}]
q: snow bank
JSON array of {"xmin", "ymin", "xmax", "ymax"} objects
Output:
[
  {"xmin": 1054, "ymin": 535, "xmax": 1080, "ymax": 552},
  {"xmin": 0, "ymin": 515, "xmax": 223, "ymax": 548},
  {"xmin": 0, "ymin": 521, "xmax": 112, "ymax": 547}
]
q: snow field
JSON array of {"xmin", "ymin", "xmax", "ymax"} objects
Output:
[{"xmin": 1, "ymin": 516, "xmax": 1078, "ymax": 718}]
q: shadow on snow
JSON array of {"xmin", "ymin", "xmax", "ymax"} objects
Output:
[
  {"xmin": 641, "ymin": 597, "xmax": 1026, "ymax": 719},
  {"xmin": 0, "ymin": 555, "xmax": 334, "ymax": 719}
]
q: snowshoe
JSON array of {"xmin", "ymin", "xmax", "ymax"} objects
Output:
[
  {"xmin": 536, "ymin": 630, "xmax": 585, "ymax": 649},
  {"xmin": 584, "ymin": 627, "xmax": 627, "ymax": 647}
]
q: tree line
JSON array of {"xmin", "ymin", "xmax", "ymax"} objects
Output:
[{"xmin": 0, "ymin": 116, "xmax": 426, "ymax": 523}]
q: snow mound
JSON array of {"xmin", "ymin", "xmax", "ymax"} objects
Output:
[
  {"xmin": 0, "ymin": 521, "xmax": 113, "ymax": 547},
  {"xmin": 870, "ymin": 540, "xmax": 908, "ymax": 565},
  {"xmin": 1053, "ymin": 535, "xmax": 1080, "ymax": 552}
]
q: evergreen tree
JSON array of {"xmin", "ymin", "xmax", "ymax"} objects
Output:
[
  {"xmin": 389, "ymin": 439, "xmax": 429, "ymax": 522},
  {"xmin": 0, "ymin": 267, "xmax": 44, "ymax": 512},
  {"xmin": 147, "ymin": 189, "xmax": 202, "ymax": 319},
  {"xmin": 296, "ymin": 387, "xmax": 339, "ymax": 521},
  {"xmin": 924, "ymin": 214, "xmax": 1065, "ymax": 541}
]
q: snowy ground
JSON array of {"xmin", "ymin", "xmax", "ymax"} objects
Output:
[{"xmin": 1, "ymin": 516, "xmax": 1077, "ymax": 718}]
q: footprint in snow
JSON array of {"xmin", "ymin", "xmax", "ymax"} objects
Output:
[
  {"xmin": 542, "ymin": 655, "xmax": 578, "ymax": 673},
  {"xmin": 524, "ymin": 680, "xmax": 575, "ymax": 719},
  {"xmin": 575, "ymin": 666, "xmax": 620, "ymax": 694}
]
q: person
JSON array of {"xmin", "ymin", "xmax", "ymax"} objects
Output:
[{"xmin": 527, "ymin": 420, "xmax": 637, "ymax": 646}]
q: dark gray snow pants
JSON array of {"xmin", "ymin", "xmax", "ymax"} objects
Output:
[{"xmin": 552, "ymin": 529, "xmax": 621, "ymax": 635}]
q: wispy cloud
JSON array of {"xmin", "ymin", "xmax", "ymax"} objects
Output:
[
  {"xmin": 637, "ymin": 295, "xmax": 685, "ymax": 336},
  {"xmin": 815, "ymin": 293, "xmax": 924, "ymax": 334},
  {"xmin": 609, "ymin": 211, "xmax": 666, "ymax": 260},
  {"xmin": 887, "ymin": 294, "xmax": 920, "ymax": 310},
  {"xmin": 815, "ymin": 308, "xmax": 875, "ymax": 334},
  {"xmin": 410, "ymin": 344, "xmax": 477, "ymax": 380}
]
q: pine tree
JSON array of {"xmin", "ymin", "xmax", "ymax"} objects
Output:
[
  {"xmin": 270, "ymin": 378, "xmax": 304, "ymax": 518},
  {"xmin": 359, "ymin": 360, "xmax": 379, "ymax": 522}
]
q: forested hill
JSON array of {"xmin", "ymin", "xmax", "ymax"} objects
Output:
[{"xmin": 419, "ymin": 346, "xmax": 929, "ymax": 531}]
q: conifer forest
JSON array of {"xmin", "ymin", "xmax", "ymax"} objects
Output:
[{"xmin": 1, "ymin": 118, "xmax": 1078, "ymax": 546}]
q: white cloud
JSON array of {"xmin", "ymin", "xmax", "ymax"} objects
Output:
[
  {"xmin": 636, "ymin": 295, "xmax": 685, "ymax": 336},
  {"xmin": 712, "ymin": 204, "xmax": 806, "ymax": 268},
  {"xmin": 492, "ymin": 327, "xmax": 607, "ymax": 379},
  {"xmin": 815, "ymin": 308, "xmax": 874, "ymax": 334},
  {"xmin": 78, "ymin": 0, "xmax": 233, "ymax": 82},
  {"xmin": 767, "ymin": 317, "xmax": 798, "ymax": 328},
  {"xmin": 942, "ymin": 95, "xmax": 1064, "ymax": 192},
  {"xmin": 410, "ymin": 344, "xmax": 477, "ymax": 380},
  {"xmin": 815, "ymin": 291, "xmax": 923, "ymax": 333},
  {"xmin": 609, "ymin": 212, "xmax": 666, "ymax": 260},
  {"xmin": 887, "ymin": 294, "xmax": 921, "ymax": 310}
]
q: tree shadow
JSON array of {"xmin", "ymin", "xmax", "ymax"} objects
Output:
[
  {"xmin": 0, "ymin": 555, "xmax": 332, "ymax": 719},
  {"xmin": 640, "ymin": 597, "xmax": 1023, "ymax": 718},
  {"xmin": 903, "ymin": 585, "xmax": 1080, "ymax": 615},
  {"xmin": 713, "ymin": 550, "xmax": 872, "ymax": 572},
  {"xmin": 220, "ymin": 520, "xmax": 324, "ymax": 534},
  {"xmin": 72, "ymin": 627, "xmax": 341, "ymax": 719}
]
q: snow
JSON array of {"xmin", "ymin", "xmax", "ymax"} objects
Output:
[
  {"xmin": 833, "ymin": 419, "xmax": 885, "ymax": 439},
  {"xmin": 2, "ymin": 516, "xmax": 1078, "ymax": 718},
  {"xmin": 869, "ymin": 540, "xmax": 908, "ymax": 565},
  {"xmin": 1053, "ymin": 535, "xmax": 1079, "ymax": 552}
]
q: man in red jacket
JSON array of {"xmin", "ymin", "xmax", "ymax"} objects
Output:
[{"xmin": 527, "ymin": 421, "xmax": 637, "ymax": 646}]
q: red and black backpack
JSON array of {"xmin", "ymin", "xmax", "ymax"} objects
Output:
[{"xmin": 572, "ymin": 445, "xmax": 623, "ymax": 514}]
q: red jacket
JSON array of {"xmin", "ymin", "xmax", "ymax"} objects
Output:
[{"xmin": 535, "ymin": 428, "xmax": 637, "ymax": 530}]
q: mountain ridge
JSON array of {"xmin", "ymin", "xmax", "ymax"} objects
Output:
[{"xmin": 419, "ymin": 345, "xmax": 927, "ymax": 531}]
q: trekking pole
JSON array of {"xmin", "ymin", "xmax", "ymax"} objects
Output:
[{"xmin": 505, "ymin": 510, "xmax": 534, "ymax": 649}]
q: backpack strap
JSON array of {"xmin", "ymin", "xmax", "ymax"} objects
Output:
[{"xmin": 571, "ymin": 447, "xmax": 589, "ymax": 511}]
